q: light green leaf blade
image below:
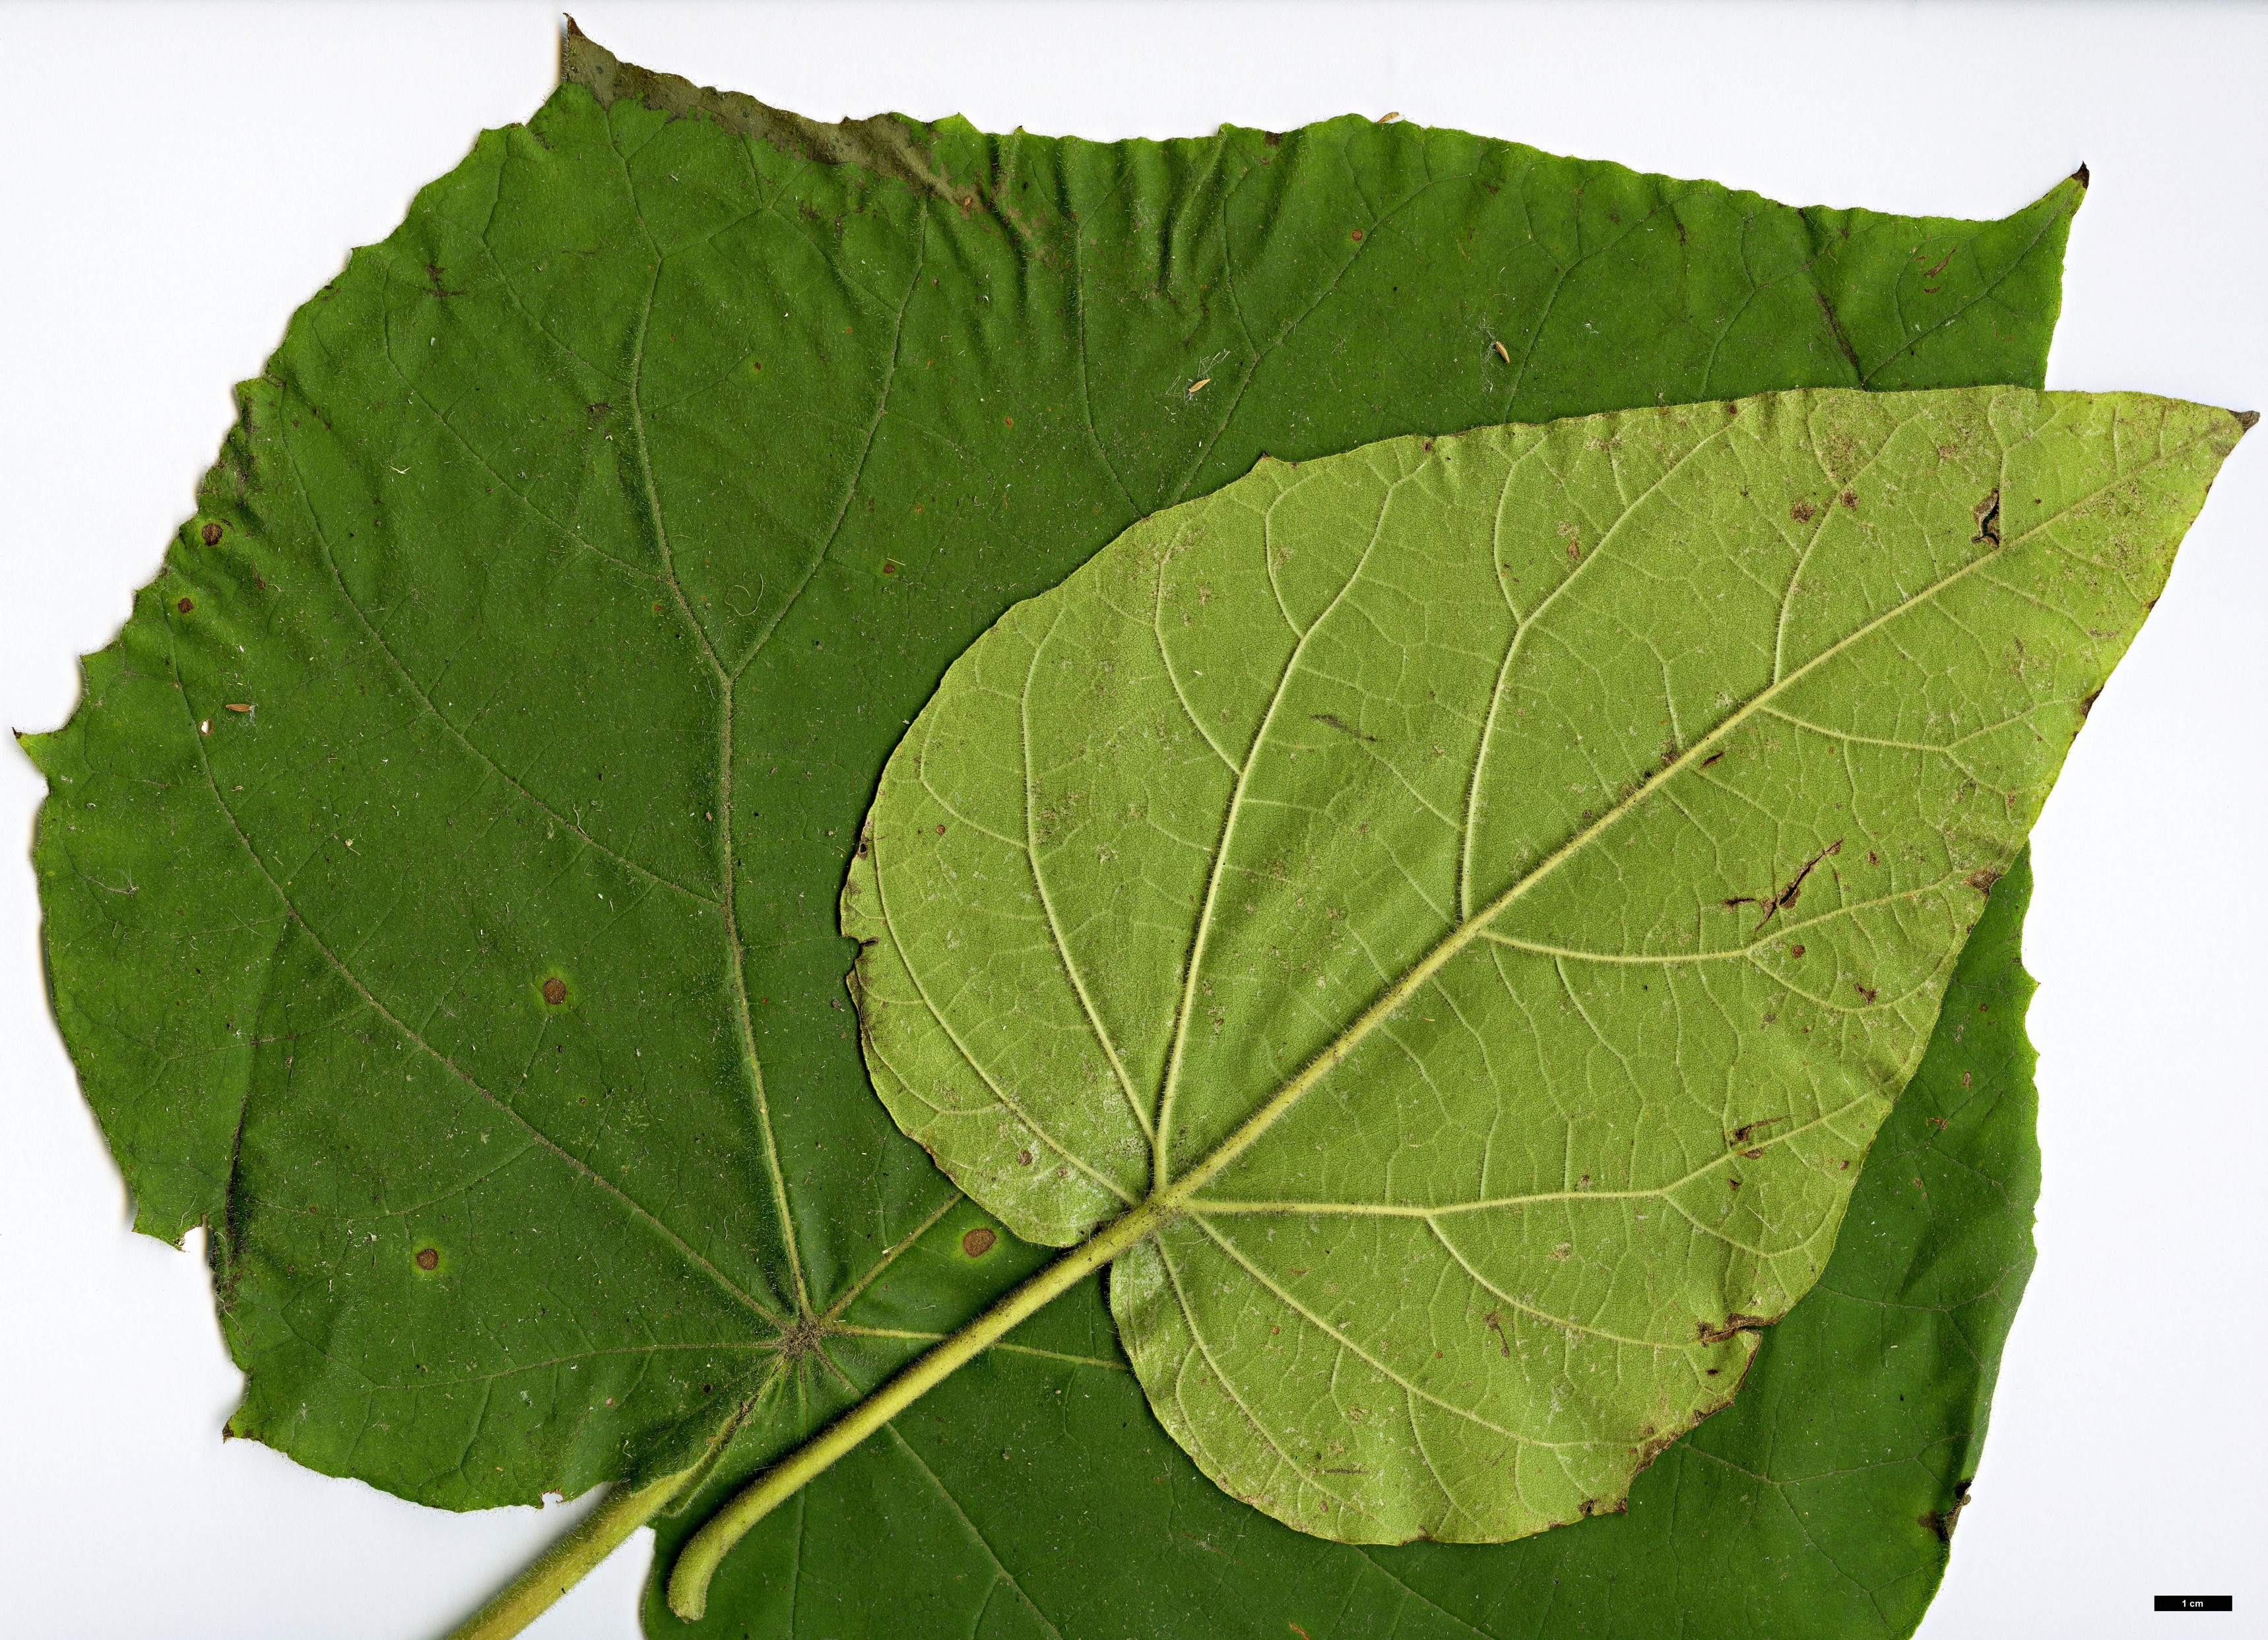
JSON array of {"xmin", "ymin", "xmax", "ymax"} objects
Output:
[{"xmin": 845, "ymin": 387, "xmax": 2242, "ymax": 1544}]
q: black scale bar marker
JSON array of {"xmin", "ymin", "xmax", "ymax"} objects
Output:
[{"xmin": 2155, "ymin": 1596, "xmax": 2234, "ymax": 1612}]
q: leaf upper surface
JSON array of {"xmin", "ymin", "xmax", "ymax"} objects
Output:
[
  {"xmin": 845, "ymin": 387, "xmax": 2240, "ymax": 1542},
  {"xmin": 22, "ymin": 37, "xmax": 2089, "ymax": 1518}
]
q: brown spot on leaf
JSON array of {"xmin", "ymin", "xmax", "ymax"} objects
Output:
[
  {"xmin": 176, "ymin": 598, "xmax": 193, "ymax": 614},
  {"xmin": 1349, "ymin": 228, "xmax": 1365, "ymax": 242},
  {"xmin": 1310, "ymin": 712, "xmax": 1377, "ymax": 742},
  {"xmin": 200, "ymin": 522, "xmax": 223, "ymax": 546},
  {"xmin": 936, "ymin": 824, "xmax": 947, "ymax": 835},
  {"xmin": 1855, "ymin": 982, "xmax": 1879, "ymax": 1004},
  {"xmin": 541, "ymin": 978, "xmax": 567, "ymax": 1006},
  {"xmin": 414, "ymin": 1247, "xmax": 439, "ymax": 1271},
  {"xmin": 1789, "ymin": 500, "xmax": 1817, "ymax": 524},
  {"xmin": 1918, "ymin": 1481, "xmax": 1974, "ymax": 1542},
  {"xmin": 1015, "ymin": 1149, "xmax": 1033, "ymax": 1166},
  {"xmin": 1966, "ymin": 868, "xmax": 2001, "ymax": 895},
  {"xmin": 1972, "ymin": 489, "xmax": 2001, "ymax": 546},
  {"xmin": 1790, "ymin": 944, "xmax": 1805, "ymax": 959},
  {"xmin": 1696, "ymin": 1313, "xmax": 1768, "ymax": 1344},
  {"xmin": 1748, "ymin": 839, "xmax": 1841, "ymax": 933},
  {"xmin": 961, "ymin": 1227, "xmax": 997, "ymax": 1258},
  {"xmin": 1483, "ymin": 1309, "xmax": 1511, "ymax": 1357},
  {"xmin": 1839, "ymin": 488, "xmax": 1858, "ymax": 510}
]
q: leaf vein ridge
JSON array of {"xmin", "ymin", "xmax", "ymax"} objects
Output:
[
  {"xmin": 1022, "ymin": 603, "xmax": 1159, "ymax": 1146},
  {"xmin": 1189, "ymin": 1216, "xmax": 1593, "ymax": 1451}
]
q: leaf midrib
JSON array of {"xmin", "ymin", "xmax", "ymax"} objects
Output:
[
  {"xmin": 612, "ymin": 121, "xmax": 814, "ymax": 1324},
  {"xmin": 164, "ymin": 596, "xmax": 788, "ymax": 1329},
  {"xmin": 941, "ymin": 405, "xmax": 2206, "ymax": 1238}
]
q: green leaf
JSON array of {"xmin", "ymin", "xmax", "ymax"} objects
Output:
[
  {"xmin": 842, "ymin": 385, "xmax": 2239, "ymax": 1549},
  {"xmin": 19, "ymin": 31, "xmax": 2099, "ymax": 1633}
]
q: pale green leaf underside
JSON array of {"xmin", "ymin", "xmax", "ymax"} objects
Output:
[{"xmin": 845, "ymin": 385, "xmax": 2239, "ymax": 1546}]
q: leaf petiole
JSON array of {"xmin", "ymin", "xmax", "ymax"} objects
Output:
[
  {"xmin": 443, "ymin": 1465, "xmax": 698, "ymax": 1640},
  {"xmin": 665, "ymin": 1195, "xmax": 1173, "ymax": 1620}
]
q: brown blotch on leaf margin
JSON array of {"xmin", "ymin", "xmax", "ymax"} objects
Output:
[{"xmin": 1696, "ymin": 1312, "xmax": 1768, "ymax": 1345}]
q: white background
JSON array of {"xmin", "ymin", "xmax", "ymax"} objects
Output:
[{"xmin": 3, "ymin": 4, "xmax": 2261, "ymax": 1636}]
